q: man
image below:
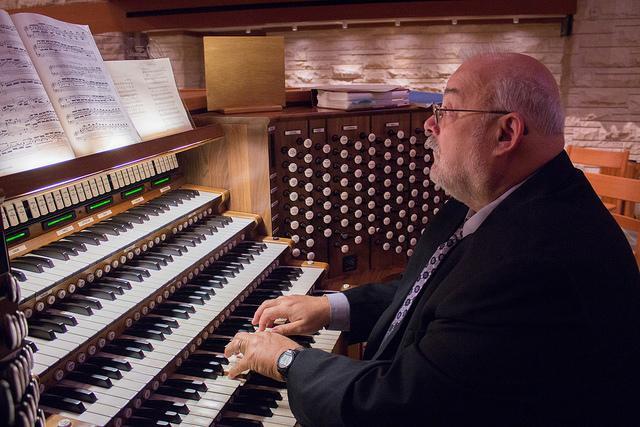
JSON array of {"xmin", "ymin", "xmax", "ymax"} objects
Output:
[{"xmin": 224, "ymin": 53, "xmax": 640, "ymax": 426}]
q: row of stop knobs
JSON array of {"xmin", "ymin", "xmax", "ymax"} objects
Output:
[{"xmin": 273, "ymin": 127, "xmax": 445, "ymax": 262}]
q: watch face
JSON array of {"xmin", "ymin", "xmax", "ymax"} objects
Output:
[{"xmin": 278, "ymin": 350, "xmax": 294, "ymax": 369}]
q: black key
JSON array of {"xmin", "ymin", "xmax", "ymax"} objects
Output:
[
  {"xmin": 247, "ymin": 373, "xmax": 286, "ymax": 389},
  {"xmin": 171, "ymin": 237, "xmax": 196, "ymax": 248},
  {"xmin": 189, "ymin": 352, "xmax": 229, "ymax": 365},
  {"xmin": 46, "ymin": 386, "xmax": 96, "ymax": 403},
  {"xmin": 143, "ymin": 399, "xmax": 189, "ymax": 414},
  {"xmin": 19, "ymin": 256, "xmax": 56, "ymax": 269},
  {"xmin": 66, "ymin": 371, "xmax": 112, "ymax": 388},
  {"xmin": 42, "ymin": 311, "xmax": 77, "ymax": 326},
  {"xmin": 164, "ymin": 379, "xmax": 207, "ymax": 392},
  {"xmin": 118, "ymin": 213, "xmax": 145, "ymax": 224},
  {"xmin": 89, "ymin": 356, "xmax": 132, "ymax": 371},
  {"xmin": 27, "ymin": 325, "xmax": 56, "ymax": 340},
  {"xmin": 120, "ymin": 266, "xmax": 151, "ymax": 278},
  {"xmin": 11, "ymin": 269, "xmax": 27, "ymax": 282},
  {"xmin": 140, "ymin": 255, "xmax": 168, "ymax": 266},
  {"xmin": 76, "ymin": 363, "xmax": 122, "ymax": 380},
  {"xmin": 54, "ymin": 302, "xmax": 93, "ymax": 316},
  {"xmin": 130, "ymin": 260, "xmax": 161, "ymax": 271},
  {"xmin": 103, "ymin": 344, "xmax": 145, "ymax": 359},
  {"xmin": 131, "ymin": 321, "xmax": 172, "ymax": 334},
  {"xmin": 150, "ymin": 247, "xmax": 182, "ymax": 257},
  {"xmin": 29, "ymin": 319, "xmax": 67, "ymax": 333},
  {"xmin": 139, "ymin": 315, "xmax": 178, "ymax": 328},
  {"xmin": 181, "ymin": 359, "xmax": 224, "ymax": 375},
  {"xmin": 106, "ymin": 218, "xmax": 133, "ymax": 230},
  {"xmin": 66, "ymin": 234, "xmax": 101, "ymax": 246},
  {"xmin": 100, "ymin": 276, "xmax": 133, "ymax": 289},
  {"xmin": 32, "ymin": 247, "xmax": 70, "ymax": 261},
  {"xmin": 68, "ymin": 295, "xmax": 102, "ymax": 310},
  {"xmin": 226, "ymin": 402, "xmax": 273, "ymax": 417},
  {"xmin": 152, "ymin": 308, "xmax": 189, "ymax": 319},
  {"xmin": 133, "ymin": 408, "xmax": 181, "ymax": 423},
  {"xmin": 112, "ymin": 338, "xmax": 154, "ymax": 351},
  {"xmin": 39, "ymin": 394, "xmax": 85, "ymax": 413},
  {"xmin": 89, "ymin": 225, "xmax": 120, "ymax": 236},
  {"xmin": 161, "ymin": 302, "xmax": 196, "ymax": 313},
  {"xmin": 80, "ymin": 231, "xmax": 108, "ymax": 241},
  {"xmin": 126, "ymin": 328, "xmax": 165, "ymax": 341},
  {"xmin": 11, "ymin": 261, "xmax": 43, "ymax": 273},
  {"xmin": 239, "ymin": 387, "xmax": 282, "ymax": 401},
  {"xmin": 111, "ymin": 271, "xmax": 144, "ymax": 282},
  {"xmin": 91, "ymin": 283, "xmax": 125, "ymax": 295},
  {"xmin": 78, "ymin": 288, "xmax": 116, "ymax": 301},
  {"xmin": 156, "ymin": 385, "xmax": 200, "ymax": 400},
  {"xmin": 144, "ymin": 252, "xmax": 173, "ymax": 263},
  {"xmin": 176, "ymin": 366, "xmax": 218, "ymax": 379},
  {"xmin": 170, "ymin": 294, "xmax": 205, "ymax": 305},
  {"xmin": 54, "ymin": 240, "xmax": 87, "ymax": 252},
  {"xmin": 181, "ymin": 285, "xmax": 215, "ymax": 296}
]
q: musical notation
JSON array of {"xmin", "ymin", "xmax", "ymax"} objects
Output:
[
  {"xmin": 33, "ymin": 39, "xmax": 96, "ymax": 60},
  {"xmin": 52, "ymin": 77, "xmax": 110, "ymax": 92},
  {"xmin": 58, "ymin": 94, "xmax": 116, "ymax": 108},
  {"xmin": 23, "ymin": 22, "xmax": 88, "ymax": 42},
  {"xmin": 65, "ymin": 106, "xmax": 122, "ymax": 123},
  {"xmin": 49, "ymin": 63, "xmax": 102, "ymax": 77}
]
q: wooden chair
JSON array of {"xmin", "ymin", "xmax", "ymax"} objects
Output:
[
  {"xmin": 567, "ymin": 146, "xmax": 630, "ymax": 212},
  {"xmin": 585, "ymin": 172, "xmax": 640, "ymax": 265}
]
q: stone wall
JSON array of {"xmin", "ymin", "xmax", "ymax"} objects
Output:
[{"xmin": 561, "ymin": 0, "xmax": 640, "ymax": 160}]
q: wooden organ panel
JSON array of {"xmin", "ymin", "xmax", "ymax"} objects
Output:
[{"xmin": 0, "ymin": 125, "xmax": 337, "ymax": 427}]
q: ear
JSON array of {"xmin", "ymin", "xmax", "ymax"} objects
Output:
[{"xmin": 494, "ymin": 113, "xmax": 526, "ymax": 156}]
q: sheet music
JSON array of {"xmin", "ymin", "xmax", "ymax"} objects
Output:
[
  {"xmin": 0, "ymin": 10, "xmax": 74, "ymax": 177},
  {"xmin": 105, "ymin": 58, "xmax": 193, "ymax": 141},
  {"xmin": 12, "ymin": 12, "xmax": 141, "ymax": 157}
]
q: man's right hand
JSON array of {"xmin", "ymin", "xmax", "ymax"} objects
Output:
[{"xmin": 252, "ymin": 295, "xmax": 331, "ymax": 335}]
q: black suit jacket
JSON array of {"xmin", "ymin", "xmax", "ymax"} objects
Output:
[{"xmin": 287, "ymin": 152, "xmax": 640, "ymax": 426}]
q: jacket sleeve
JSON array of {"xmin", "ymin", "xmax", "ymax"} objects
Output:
[{"xmin": 341, "ymin": 280, "xmax": 400, "ymax": 344}]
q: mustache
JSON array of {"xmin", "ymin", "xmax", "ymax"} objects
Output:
[{"xmin": 425, "ymin": 134, "xmax": 439, "ymax": 153}]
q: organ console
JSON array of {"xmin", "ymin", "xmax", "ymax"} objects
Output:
[{"xmin": 0, "ymin": 103, "xmax": 440, "ymax": 426}]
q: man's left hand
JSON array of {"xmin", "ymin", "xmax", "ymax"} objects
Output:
[{"xmin": 224, "ymin": 331, "xmax": 301, "ymax": 380}]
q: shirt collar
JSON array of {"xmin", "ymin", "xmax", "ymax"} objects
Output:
[{"xmin": 461, "ymin": 178, "xmax": 528, "ymax": 238}]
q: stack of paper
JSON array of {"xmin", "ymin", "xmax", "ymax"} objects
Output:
[{"xmin": 314, "ymin": 84, "xmax": 409, "ymax": 110}]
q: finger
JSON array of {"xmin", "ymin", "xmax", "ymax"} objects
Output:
[
  {"xmin": 252, "ymin": 298, "xmax": 280, "ymax": 325},
  {"xmin": 228, "ymin": 356, "xmax": 250, "ymax": 379},
  {"xmin": 271, "ymin": 320, "xmax": 303, "ymax": 336},
  {"xmin": 258, "ymin": 306, "xmax": 290, "ymax": 332}
]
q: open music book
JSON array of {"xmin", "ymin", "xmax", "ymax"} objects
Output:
[{"xmin": 0, "ymin": 10, "xmax": 192, "ymax": 178}]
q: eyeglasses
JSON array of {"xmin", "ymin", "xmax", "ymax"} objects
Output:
[{"xmin": 431, "ymin": 104, "xmax": 510, "ymax": 126}]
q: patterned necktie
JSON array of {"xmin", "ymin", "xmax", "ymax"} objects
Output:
[{"xmin": 381, "ymin": 223, "xmax": 465, "ymax": 346}]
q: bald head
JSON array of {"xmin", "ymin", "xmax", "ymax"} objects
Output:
[{"xmin": 456, "ymin": 53, "xmax": 565, "ymax": 137}]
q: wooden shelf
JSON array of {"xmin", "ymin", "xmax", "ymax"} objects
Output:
[{"xmin": 0, "ymin": 125, "xmax": 224, "ymax": 200}]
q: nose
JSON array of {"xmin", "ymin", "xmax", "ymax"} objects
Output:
[{"xmin": 425, "ymin": 114, "xmax": 439, "ymax": 135}]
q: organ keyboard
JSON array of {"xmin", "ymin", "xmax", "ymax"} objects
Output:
[{"xmin": 0, "ymin": 124, "xmax": 334, "ymax": 427}]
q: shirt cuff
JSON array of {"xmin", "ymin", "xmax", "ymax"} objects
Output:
[{"xmin": 326, "ymin": 292, "xmax": 350, "ymax": 331}]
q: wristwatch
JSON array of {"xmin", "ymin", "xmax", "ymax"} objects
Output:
[{"xmin": 277, "ymin": 347, "xmax": 303, "ymax": 380}]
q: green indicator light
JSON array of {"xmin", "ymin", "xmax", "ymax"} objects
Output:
[
  {"xmin": 124, "ymin": 186, "xmax": 144, "ymax": 197},
  {"xmin": 47, "ymin": 213, "xmax": 74, "ymax": 227},
  {"xmin": 6, "ymin": 232, "xmax": 26, "ymax": 243},
  {"xmin": 89, "ymin": 199, "xmax": 112, "ymax": 210},
  {"xmin": 153, "ymin": 177, "xmax": 170, "ymax": 186}
]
